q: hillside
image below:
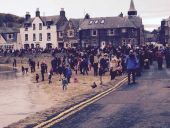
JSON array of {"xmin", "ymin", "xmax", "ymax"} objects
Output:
[{"xmin": 0, "ymin": 13, "xmax": 24, "ymax": 28}]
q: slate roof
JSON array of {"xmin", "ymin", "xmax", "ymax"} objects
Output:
[
  {"xmin": 24, "ymin": 15, "xmax": 61, "ymax": 26},
  {"xmin": 57, "ymin": 22, "xmax": 68, "ymax": 31},
  {"xmin": 57, "ymin": 18, "xmax": 83, "ymax": 31},
  {"xmin": 79, "ymin": 17, "xmax": 137, "ymax": 30},
  {"xmin": 129, "ymin": 0, "xmax": 137, "ymax": 12},
  {"xmin": 70, "ymin": 18, "xmax": 83, "ymax": 29},
  {"xmin": 0, "ymin": 27, "xmax": 19, "ymax": 34},
  {"xmin": 41, "ymin": 15, "xmax": 61, "ymax": 25}
]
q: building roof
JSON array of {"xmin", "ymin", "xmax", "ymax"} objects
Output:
[
  {"xmin": 0, "ymin": 27, "xmax": 19, "ymax": 34},
  {"xmin": 79, "ymin": 16, "xmax": 137, "ymax": 30},
  {"xmin": 57, "ymin": 18, "xmax": 83, "ymax": 31},
  {"xmin": 41, "ymin": 15, "xmax": 61, "ymax": 25},
  {"xmin": 24, "ymin": 15, "xmax": 61, "ymax": 26},
  {"xmin": 129, "ymin": 0, "xmax": 137, "ymax": 12},
  {"xmin": 70, "ymin": 18, "xmax": 83, "ymax": 29}
]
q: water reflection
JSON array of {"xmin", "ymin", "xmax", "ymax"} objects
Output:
[
  {"xmin": 0, "ymin": 65, "xmax": 55, "ymax": 127},
  {"xmin": 0, "ymin": 66, "xmax": 18, "ymax": 80}
]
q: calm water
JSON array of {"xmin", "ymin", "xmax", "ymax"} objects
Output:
[{"xmin": 0, "ymin": 66, "xmax": 55, "ymax": 127}]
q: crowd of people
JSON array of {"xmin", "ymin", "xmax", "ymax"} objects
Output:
[{"xmin": 10, "ymin": 43, "xmax": 170, "ymax": 88}]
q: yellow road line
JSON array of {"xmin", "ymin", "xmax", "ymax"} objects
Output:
[{"xmin": 34, "ymin": 77, "xmax": 128, "ymax": 128}]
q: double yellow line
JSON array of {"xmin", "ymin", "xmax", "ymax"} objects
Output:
[{"xmin": 34, "ymin": 77, "xmax": 128, "ymax": 128}]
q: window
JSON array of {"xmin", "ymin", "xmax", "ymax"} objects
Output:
[
  {"xmin": 8, "ymin": 34, "xmax": 13, "ymax": 39},
  {"xmin": 33, "ymin": 24, "xmax": 36, "ymax": 30},
  {"xmin": 89, "ymin": 20, "xmax": 93, "ymax": 25},
  {"xmin": 101, "ymin": 19, "xmax": 105, "ymax": 24},
  {"xmin": 47, "ymin": 25, "xmax": 51, "ymax": 29},
  {"xmin": 67, "ymin": 30, "xmax": 74, "ymax": 37},
  {"xmin": 39, "ymin": 33, "xmax": 42, "ymax": 41},
  {"xmin": 25, "ymin": 27, "xmax": 28, "ymax": 31},
  {"xmin": 39, "ymin": 23, "xmax": 42, "ymax": 30},
  {"xmin": 33, "ymin": 34, "xmax": 36, "ymax": 41},
  {"xmin": 25, "ymin": 34, "xmax": 28, "ymax": 41},
  {"xmin": 91, "ymin": 30, "xmax": 98, "ymax": 36},
  {"xmin": 108, "ymin": 29, "xmax": 115, "ymax": 36},
  {"xmin": 94, "ymin": 20, "xmax": 99, "ymax": 24},
  {"xmin": 59, "ymin": 32, "xmax": 63, "ymax": 38},
  {"xmin": 122, "ymin": 29, "xmax": 127, "ymax": 33},
  {"xmin": 47, "ymin": 33, "xmax": 51, "ymax": 41}
]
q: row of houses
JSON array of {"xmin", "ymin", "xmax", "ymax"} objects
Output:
[{"xmin": 0, "ymin": 0, "xmax": 145, "ymax": 50}]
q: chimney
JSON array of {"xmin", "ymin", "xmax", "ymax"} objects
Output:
[
  {"xmin": 119, "ymin": 12, "xmax": 123, "ymax": 18},
  {"xmin": 60, "ymin": 8, "xmax": 65, "ymax": 17},
  {"xmin": 84, "ymin": 13, "xmax": 90, "ymax": 19},
  {"xmin": 36, "ymin": 8, "xmax": 40, "ymax": 17},
  {"xmin": 25, "ymin": 12, "xmax": 31, "ymax": 20}
]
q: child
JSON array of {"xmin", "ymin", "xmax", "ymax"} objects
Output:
[
  {"xmin": 62, "ymin": 77, "xmax": 68, "ymax": 90},
  {"xmin": 21, "ymin": 66, "xmax": 25, "ymax": 75},
  {"xmin": 36, "ymin": 74, "xmax": 39, "ymax": 83},
  {"xmin": 48, "ymin": 72, "xmax": 52, "ymax": 84}
]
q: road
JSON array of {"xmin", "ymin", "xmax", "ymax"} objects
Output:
[{"xmin": 51, "ymin": 62, "xmax": 170, "ymax": 128}]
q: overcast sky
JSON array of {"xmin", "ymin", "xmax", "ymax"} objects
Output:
[{"xmin": 1, "ymin": 0, "xmax": 170, "ymax": 31}]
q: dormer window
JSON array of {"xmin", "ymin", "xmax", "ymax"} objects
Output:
[
  {"xmin": 121, "ymin": 29, "xmax": 127, "ymax": 33},
  {"xmin": 33, "ymin": 24, "xmax": 36, "ymax": 30},
  {"xmin": 94, "ymin": 20, "xmax": 99, "ymax": 24},
  {"xmin": 101, "ymin": 19, "xmax": 105, "ymax": 24},
  {"xmin": 91, "ymin": 30, "xmax": 98, "ymax": 36},
  {"xmin": 25, "ymin": 27, "xmax": 28, "ymax": 31},
  {"xmin": 108, "ymin": 29, "xmax": 115, "ymax": 36},
  {"xmin": 89, "ymin": 20, "xmax": 93, "ymax": 25},
  {"xmin": 47, "ymin": 25, "xmax": 51, "ymax": 29},
  {"xmin": 8, "ymin": 34, "xmax": 13, "ymax": 40}
]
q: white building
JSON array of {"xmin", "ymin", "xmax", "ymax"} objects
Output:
[{"xmin": 20, "ymin": 8, "xmax": 67, "ymax": 49}]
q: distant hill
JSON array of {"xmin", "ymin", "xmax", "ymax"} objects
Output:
[{"xmin": 0, "ymin": 13, "xmax": 24, "ymax": 28}]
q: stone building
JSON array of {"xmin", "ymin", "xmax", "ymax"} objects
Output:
[
  {"xmin": 57, "ymin": 18, "xmax": 83, "ymax": 48},
  {"xmin": 20, "ymin": 8, "xmax": 67, "ymax": 49},
  {"xmin": 0, "ymin": 27, "xmax": 21, "ymax": 50},
  {"xmin": 159, "ymin": 17, "xmax": 170, "ymax": 45},
  {"xmin": 79, "ymin": 0, "xmax": 144, "ymax": 48}
]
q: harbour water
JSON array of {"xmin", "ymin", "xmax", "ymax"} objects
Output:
[{"xmin": 0, "ymin": 66, "xmax": 55, "ymax": 127}]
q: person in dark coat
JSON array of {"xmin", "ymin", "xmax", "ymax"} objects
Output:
[
  {"xmin": 125, "ymin": 50, "xmax": 138, "ymax": 85},
  {"xmin": 165, "ymin": 46, "xmax": 170, "ymax": 68},
  {"xmin": 65, "ymin": 65, "xmax": 72, "ymax": 83},
  {"xmin": 99, "ymin": 66, "xmax": 104, "ymax": 85}
]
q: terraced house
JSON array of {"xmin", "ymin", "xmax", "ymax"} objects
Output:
[
  {"xmin": 0, "ymin": 27, "xmax": 21, "ymax": 50},
  {"xmin": 20, "ymin": 8, "xmax": 67, "ymax": 49},
  {"xmin": 57, "ymin": 18, "xmax": 83, "ymax": 48},
  {"xmin": 79, "ymin": 0, "xmax": 144, "ymax": 48}
]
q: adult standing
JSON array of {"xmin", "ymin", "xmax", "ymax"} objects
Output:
[
  {"xmin": 41, "ymin": 62, "xmax": 46, "ymax": 81},
  {"xmin": 165, "ymin": 46, "xmax": 170, "ymax": 68},
  {"xmin": 65, "ymin": 65, "xmax": 72, "ymax": 83},
  {"xmin": 156, "ymin": 49, "xmax": 164, "ymax": 70},
  {"xmin": 99, "ymin": 66, "xmax": 104, "ymax": 85},
  {"xmin": 125, "ymin": 50, "xmax": 138, "ymax": 85}
]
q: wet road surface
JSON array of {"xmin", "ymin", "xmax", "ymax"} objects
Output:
[{"xmin": 51, "ymin": 63, "xmax": 170, "ymax": 128}]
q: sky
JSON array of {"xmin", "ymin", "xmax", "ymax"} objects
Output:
[{"xmin": 0, "ymin": 0, "xmax": 170, "ymax": 31}]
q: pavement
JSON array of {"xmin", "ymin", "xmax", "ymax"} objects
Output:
[{"xmin": 50, "ymin": 62, "xmax": 170, "ymax": 128}]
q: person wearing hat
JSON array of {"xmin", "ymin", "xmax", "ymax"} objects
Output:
[{"xmin": 125, "ymin": 50, "xmax": 138, "ymax": 85}]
